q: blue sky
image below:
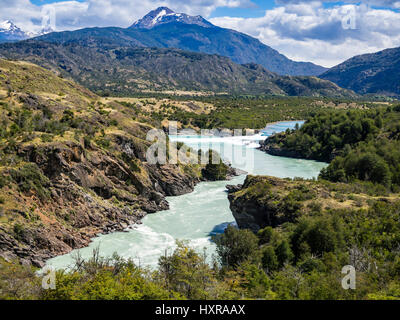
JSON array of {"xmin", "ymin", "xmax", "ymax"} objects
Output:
[
  {"xmin": 2, "ymin": 0, "xmax": 400, "ymax": 66},
  {"xmin": 28, "ymin": 0, "xmax": 399, "ymax": 17}
]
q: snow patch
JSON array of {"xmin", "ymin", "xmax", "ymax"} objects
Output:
[
  {"xmin": 152, "ymin": 9, "xmax": 167, "ymax": 26},
  {"xmin": 0, "ymin": 20, "xmax": 14, "ymax": 31}
]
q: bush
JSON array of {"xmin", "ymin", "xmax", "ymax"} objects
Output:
[
  {"xmin": 10, "ymin": 163, "xmax": 50, "ymax": 200},
  {"xmin": 214, "ymin": 226, "xmax": 260, "ymax": 268},
  {"xmin": 202, "ymin": 150, "xmax": 228, "ymax": 181},
  {"xmin": 42, "ymin": 252, "xmax": 172, "ymax": 300},
  {"xmin": 158, "ymin": 241, "xmax": 216, "ymax": 299},
  {"xmin": 291, "ymin": 217, "xmax": 344, "ymax": 260},
  {"xmin": 262, "ymin": 246, "xmax": 279, "ymax": 272}
]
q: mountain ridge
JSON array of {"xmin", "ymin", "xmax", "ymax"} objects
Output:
[
  {"xmin": 0, "ymin": 20, "xmax": 54, "ymax": 43},
  {"xmin": 0, "ymin": 40, "xmax": 355, "ymax": 98},
  {"xmin": 0, "ymin": 20, "xmax": 30, "ymax": 43},
  {"xmin": 33, "ymin": 7, "xmax": 327, "ymax": 76},
  {"xmin": 130, "ymin": 7, "xmax": 214, "ymax": 29},
  {"xmin": 320, "ymin": 46, "xmax": 400, "ymax": 97}
]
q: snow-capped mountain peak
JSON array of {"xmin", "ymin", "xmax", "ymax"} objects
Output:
[
  {"xmin": 0, "ymin": 20, "xmax": 55, "ymax": 43},
  {"xmin": 130, "ymin": 7, "xmax": 214, "ymax": 29},
  {"xmin": 0, "ymin": 20, "xmax": 31, "ymax": 42},
  {"xmin": 1, "ymin": 20, "xmax": 22, "ymax": 32}
]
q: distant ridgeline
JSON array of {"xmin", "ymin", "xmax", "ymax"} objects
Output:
[
  {"xmin": 33, "ymin": 7, "xmax": 327, "ymax": 77},
  {"xmin": 0, "ymin": 7, "xmax": 357, "ymax": 98},
  {"xmin": 321, "ymin": 47, "xmax": 400, "ymax": 98},
  {"xmin": 0, "ymin": 41, "xmax": 355, "ymax": 98}
]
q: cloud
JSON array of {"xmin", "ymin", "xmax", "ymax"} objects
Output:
[
  {"xmin": 276, "ymin": 0, "xmax": 400, "ymax": 7},
  {"xmin": 0, "ymin": 0, "xmax": 254, "ymax": 32},
  {"xmin": 210, "ymin": 2, "xmax": 400, "ymax": 67},
  {"xmin": 0, "ymin": 0, "xmax": 42, "ymax": 32}
]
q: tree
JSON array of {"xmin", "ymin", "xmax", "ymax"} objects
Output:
[
  {"xmin": 275, "ymin": 240, "xmax": 294, "ymax": 267},
  {"xmin": 158, "ymin": 241, "xmax": 216, "ymax": 299},
  {"xmin": 262, "ymin": 246, "xmax": 279, "ymax": 272},
  {"xmin": 202, "ymin": 150, "xmax": 229, "ymax": 181},
  {"xmin": 214, "ymin": 226, "xmax": 260, "ymax": 269}
]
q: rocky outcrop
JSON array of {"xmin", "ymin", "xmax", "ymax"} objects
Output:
[
  {"xmin": 225, "ymin": 184, "xmax": 243, "ymax": 194},
  {"xmin": 0, "ymin": 138, "xmax": 201, "ymax": 267},
  {"xmin": 259, "ymin": 139, "xmax": 305, "ymax": 159},
  {"xmin": 227, "ymin": 167, "xmax": 247, "ymax": 179},
  {"xmin": 228, "ymin": 176, "xmax": 291, "ymax": 232},
  {"xmin": 0, "ymin": 57, "xmax": 243, "ymax": 268},
  {"xmin": 228, "ymin": 175, "xmax": 376, "ymax": 233}
]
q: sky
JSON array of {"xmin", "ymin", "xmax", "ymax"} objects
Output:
[{"xmin": 1, "ymin": 0, "xmax": 400, "ymax": 67}]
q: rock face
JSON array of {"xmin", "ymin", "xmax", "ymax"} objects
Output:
[
  {"xmin": 226, "ymin": 184, "xmax": 243, "ymax": 194},
  {"xmin": 0, "ymin": 138, "xmax": 201, "ymax": 267},
  {"xmin": 0, "ymin": 58, "xmax": 204, "ymax": 268},
  {"xmin": 259, "ymin": 139, "xmax": 305, "ymax": 159},
  {"xmin": 228, "ymin": 176, "xmax": 289, "ymax": 232}
]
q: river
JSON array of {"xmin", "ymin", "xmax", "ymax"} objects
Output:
[{"xmin": 45, "ymin": 121, "xmax": 327, "ymax": 270}]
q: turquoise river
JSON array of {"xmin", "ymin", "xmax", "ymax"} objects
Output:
[{"xmin": 46, "ymin": 121, "xmax": 327, "ymax": 270}]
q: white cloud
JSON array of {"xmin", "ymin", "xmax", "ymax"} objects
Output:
[
  {"xmin": 0, "ymin": 0, "xmax": 41, "ymax": 32},
  {"xmin": 210, "ymin": 3, "xmax": 400, "ymax": 67},
  {"xmin": 276, "ymin": 0, "xmax": 400, "ymax": 7},
  {"xmin": 0, "ymin": 0, "xmax": 254, "ymax": 32}
]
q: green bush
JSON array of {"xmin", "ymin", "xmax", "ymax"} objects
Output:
[
  {"xmin": 291, "ymin": 216, "xmax": 344, "ymax": 259},
  {"xmin": 202, "ymin": 150, "xmax": 229, "ymax": 181},
  {"xmin": 262, "ymin": 246, "xmax": 279, "ymax": 272},
  {"xmin": 10, "ymin": 163, "xmax": 50, "ymax": 200},
  {"xmin": 214, "ymin": 226, "xmax": 260, "ymax": 268}
]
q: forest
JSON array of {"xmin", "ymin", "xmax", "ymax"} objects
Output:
[
  {"xmin": 264, "ymin": 105, "xmax": 400, "ymax": 191},
  {"xmin": 122, "ymin": 95, "xmax": 389, "ymax": 130}
]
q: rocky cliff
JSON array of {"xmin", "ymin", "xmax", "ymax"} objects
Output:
[
  {"xmin": 258, "ymin": 133, "xmax": 309, "ymax": 159},
  {"xmin": 0, "ymin": 59, "xmax": 207, "ymax": 267},
  {"xmin": 228, "ymin": 175, "xmax": 376, "ymax": 233}
]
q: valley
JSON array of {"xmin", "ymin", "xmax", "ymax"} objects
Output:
[{"xmin": 0, "ymin": 3, "xmax": 400, "ymax": 302}]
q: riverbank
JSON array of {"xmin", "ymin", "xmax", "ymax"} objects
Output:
[{"xmin": 45, "ymin": 121, "xmax": 327, "ymax": 270}]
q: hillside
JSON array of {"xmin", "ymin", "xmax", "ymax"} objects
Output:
[
  {"xmin": 222, "ymin": 174, "xmax": 400, "ymax": 299},
  {"xmin": 0, "ymin": 41, "xmax": 355, "ymax": 98},
  {"xmin": 0, "ymin": 58, "xmax": 214, "ymax": 267},
  {"xmin": 229, "ymin": 175, "xmax": 398, "ymax": 231},
  {"xmin": 34, "ymin": 7, "xmax": 327, "ymax": 76},
  {"xmin": 321, "ymin": 47, "xmax": 400, "ymax": 97}
]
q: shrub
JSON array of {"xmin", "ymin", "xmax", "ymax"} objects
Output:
[
  {"xmin": 262, "ymin": 246, "xmax": 279, "ymax": 272},
  {"xmin": 202, "ymin": 150, "xmax": 228, "ymax": 181},
  {"xmin": 10, "ymin": 163, "xmax": 50, "ymax": 200},
  {"xmin": 214, "ymin": 226, "xmax": 260, "ymax": 268},
  {"xmin": 291, "ymin": 217, "xmax": 344, "ymax": 260}
]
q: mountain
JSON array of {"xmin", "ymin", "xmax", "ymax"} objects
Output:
[
  {"xmin": 34, "ymin": 7, "xmax": 327, "ymax": 76},
  {"xmin": 131, "ymin": 6, "xmax": 213, "ymax": 29},
  {"xmin": 0, "ymin": 41, "xmax": 356, "ymax": 98},
  {"xmin": 321, "ymin": 47, "xmax": 400, "ymax": 97},
  {"xmin": 0, "ymin": 20, "xmax": 30, "ymax": 43},
  {"xmin": 0, "ymin": 20, "xmax": 54, "ymax": 43}
]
